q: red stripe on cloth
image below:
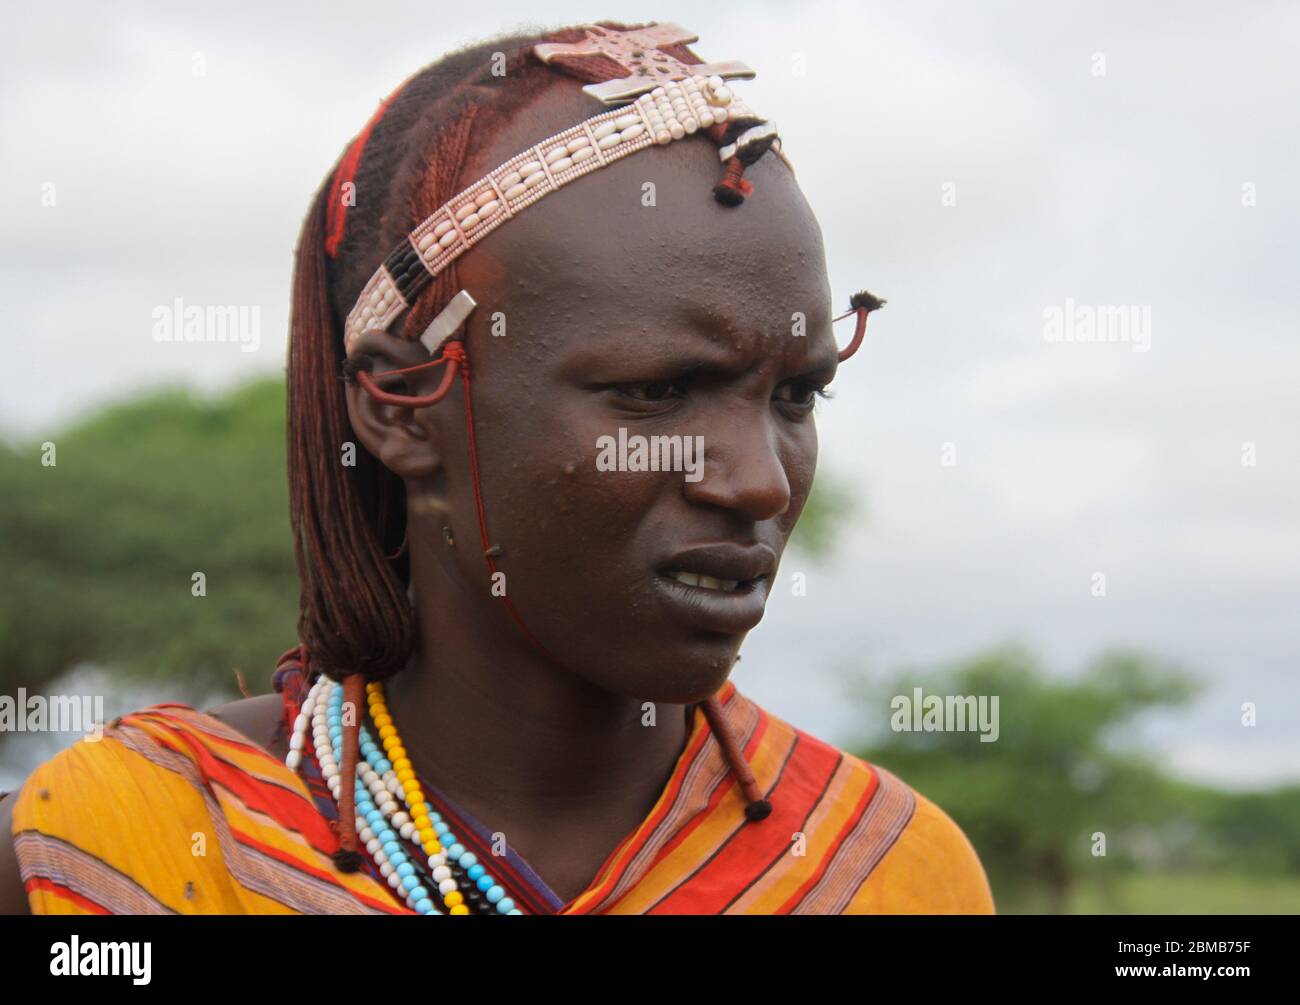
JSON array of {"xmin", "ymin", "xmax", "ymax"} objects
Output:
[
  {"xmin": 25, "ymin": 876, "xmax": 112, "ymax": 915},
  {"xmin": 126, "ymin": 713, "xmax": 339, "ymax": 855},
  {"xmin": 143, "ymin": 704, "xmax": 282, "ymax": 761},
  {"xmin": 232, "ymin": 828, "xmax": 410, "ymax": 915},
  {"xmin": 646, "ymin": 705, "xmax": 769, "ymax": 865},
  {"xmin": 562, "ymin": 713, "xmax": 716, "ymax": 914},
  {"xmin": 647, "ymin": 733, "xmax": 843, "ymax": 914},
  {"xmin": 591, "ymin": 695, "xmax": 765, "ymax": 915},
  {"xmin": 774, "ymin": 760, "xmax": 879, "ymax": 914}
]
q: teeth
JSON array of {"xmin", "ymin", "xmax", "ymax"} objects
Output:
[{"xmin": 669, "ymin": 571, "xmax": 741, "ymax": 592}]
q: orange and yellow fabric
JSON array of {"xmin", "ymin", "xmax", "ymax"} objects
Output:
[{"xmin": 11, "ymin": 681, "xmax": 994, "ymax": 915}]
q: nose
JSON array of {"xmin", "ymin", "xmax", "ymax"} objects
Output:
[{"xmin": 682, "ymin": 412, "xmax": 792, "ymax": 521}]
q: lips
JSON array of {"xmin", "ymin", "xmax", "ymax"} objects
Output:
[
  {"xmin": 654, "ymin": 543, "xmax": 777, "ymax": 634},
  {"xmin": 659, "ymin": 543, "xmax": 776, "ymax": 585}
]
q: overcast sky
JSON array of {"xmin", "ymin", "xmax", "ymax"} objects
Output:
[{"xmin": 2, "ymin": 1, "xmax": 1297, "ymax": 787}]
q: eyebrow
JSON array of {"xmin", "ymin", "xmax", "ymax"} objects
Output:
[
  {"xmin": 679, "ymin": 300, "xmax": 840, "ymax": 377},
  {"xmin": 558, "ymin": 317, "xmax": 840, "ymax": 384}
]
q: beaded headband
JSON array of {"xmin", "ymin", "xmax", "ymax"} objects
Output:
[{"xmin": 342, "ymin": 22, "xmax": 784, "ymax": 356}]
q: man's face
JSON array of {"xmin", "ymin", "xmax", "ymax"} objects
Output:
[{"xmin": 417, "ymin": 83, "xmax": 838, "ymax": 703}]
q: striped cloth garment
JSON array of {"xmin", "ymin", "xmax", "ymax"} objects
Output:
[{"xmin": 10, "ymin": 679, "xmax": 994, "ymax": 915}]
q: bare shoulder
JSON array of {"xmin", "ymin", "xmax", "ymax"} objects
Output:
[
  {"xmin": 0, "ymin": 788, "xmax": 31, "ymax": 915},
  {"xmin": 206, "ymin": 692, "xmax": 288, "ymax": 760}
]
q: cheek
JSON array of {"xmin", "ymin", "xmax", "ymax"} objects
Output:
[
  {"xmin": 466, "ymin": 385, "xmax": 660, "ymax": 571},
  {"xmin": 779, "ymin": 422, "xmax": 819, "ymax": 535}
]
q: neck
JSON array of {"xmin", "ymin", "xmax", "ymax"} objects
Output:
[{"xmin": 382, "ymin": 522, "xmax": 693, "ymax": 855}]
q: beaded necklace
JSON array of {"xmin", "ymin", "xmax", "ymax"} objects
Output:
[{"xmin": 285, "ymin": 675, "xmax": 522, "ymax": 915}]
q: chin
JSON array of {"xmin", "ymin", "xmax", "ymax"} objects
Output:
[{"xmin": 594, "ymin": 633, "xmax": 745, "ymax": 706}]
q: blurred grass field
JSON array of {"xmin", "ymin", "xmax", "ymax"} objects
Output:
[{"xmin": 1065, "ymin": 873, "xmax": 1300, "ymax": 915}]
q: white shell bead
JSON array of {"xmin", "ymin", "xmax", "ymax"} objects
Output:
[
  {"xmin": 501, "ymin": 171, "xmax": 522, "ymax": 188},
  {"xmin": 455, "ymin": 203, "xmax": 475, "ymax": 220},
  {"xmin": 566, "ymin": 137, "xmax": 590, "ymax": 153},
  {"xmin": 597, "ymin": 132, "xmax": 621, "ymax": 150},
  {"xmin": 518, "ymin": 160, "xmax": 541, "ymax": 175},
  {"xmin": 619, "ymin": 124, "xmax": 645, "ymax": 142},
  {"xmin": 478, "ymin": 199, "xmax": 499, "ymax": 216},
  {"xmin": 504, "ymin": 183, "xmax": 527, "ymax": 199},
  {"xmin": 571, "ymin": 146, "xmax": 595, "ymax": 162},
  {"xmin": 669, "ymin": 122, "xmax": 685, "ymax": 140},
  {"xmin": 592, "ymin": 122, "xmax": 618, "ymax": 139},
  {"xmin": 286, "ymin": 750, "xmax": 301, "ymax": 771},
  {"xmin": 417, "ymin": 233, "xmax": 436, "ymax": 251},
  {"xmin": 550, "ymin": 156, "xmax": 573, "ymax": 172},
  {"xmin": 523, "ymin": 170, "xmax": 547, "ymax": 188},
  {"xmin": 439, "ymin": 230, "xmax": 458, "ymax": 247},
  {"xmin": 474, "ymin": 190, "xmax": 495, "ymax": 206},
  {"xmin": 460, "ymin": 212, "xmax": 479, "ymax": 228},
  {"xmin": 655, "ymin": 129, "xmax": 671, "ymax": 144},
  {"xmin": 433, "ymin": 220, "xmax": 454, "ymax": 237},
  {"xmin": 614, "ymin": 113, "xmax": 639, "ymax": 129},
  {"xmin": 544, "ymin": 146, "xmax": 568, "ymax": 163}
]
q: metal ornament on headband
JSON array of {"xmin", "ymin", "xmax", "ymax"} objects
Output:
[
  {"xmin": 342, "ymin": 23, "xmax": 783, "ymax": 356},
  {"xmin": 533, "ymin": 22, "xmax": 755, "ymax": 104}
]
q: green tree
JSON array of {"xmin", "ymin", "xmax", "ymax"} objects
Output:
[
  {"xmin": 0, "ymin": 379, "xmax": 298, "ymax": 702},
  {"xmin": 851, "ymin": 646, "xmax": 1201, "ymax": 913}
]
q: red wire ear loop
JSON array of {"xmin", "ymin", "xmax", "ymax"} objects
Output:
[
  {"xmin": 354, "ymin": 345, "xmax": 462, "ymax": 407},
  {"xmin": 354, "ymin": 340, "xmax": 552, "ymax": 656}
]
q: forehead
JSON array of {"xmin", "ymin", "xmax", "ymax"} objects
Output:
[{"xmin": 454, "ymin": 81, "xmax": 832, "ymax": 349}]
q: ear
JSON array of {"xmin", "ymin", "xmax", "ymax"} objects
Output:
[{"xmin": 343, "ymin": 331, "xmax": 448, "ymax": 481}]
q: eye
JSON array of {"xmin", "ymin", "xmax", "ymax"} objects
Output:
[
  {"xmin": 612, "ymin": 380, "xmax": 686, "ymax": 402},
  {"xmin": 773, "ymin": 379, "xmax": 831, "ymax": 412}
]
